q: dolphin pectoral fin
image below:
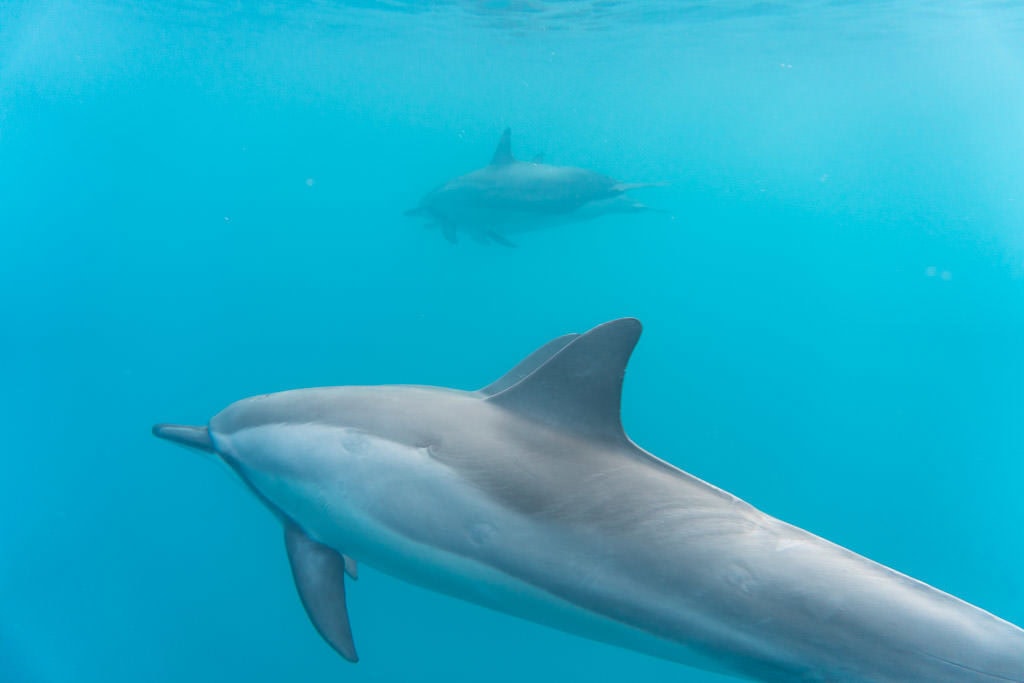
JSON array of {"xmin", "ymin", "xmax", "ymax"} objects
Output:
[
  {"xmin": 486, "ymin": 231, "xmax": 518, "ymax": 248},
  {"xmin": 531, "ymin": 153, "xmax": 545, "ymax": 164},
  {"xmin": 284, "ymin": 525, "xmax": 359, "ymax": 663},
  {"xmin": 151, "ymin": 424, "xmax": 214, "ymax": 453},
  {"xmin": 343, "ymin": 555, "xmax": 359, "ymax": 581},
  {"xmin": 441, "ymin": 224, "xmax": 458, "ymax": 244}
]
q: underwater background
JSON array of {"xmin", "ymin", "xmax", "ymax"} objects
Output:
[{"xmin": 2, "ymin": 1, "xmax": 1023, "ymax": 681}]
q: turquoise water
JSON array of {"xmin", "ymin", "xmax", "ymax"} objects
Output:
[{"xmin": 2, "ymin": 1, "xmax": 1024, "ymax": 681}]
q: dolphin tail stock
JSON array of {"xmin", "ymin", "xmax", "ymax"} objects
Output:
[
  {"xmin": 631, "ymin": 202, "xmax": 673, "ymax": 215},
  {"xmin": 612, "ymin": 181, "xmax": 669, "ymax": 193},
  {"xmin": 605, "ymin": 200, "xmax": 667, "ymax": 216}
]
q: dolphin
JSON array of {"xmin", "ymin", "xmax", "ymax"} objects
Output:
[
  {"xmin": 405, "ymin": 129, "xmax": 661, "ymax": 246},
  {"xmin": 152, "ymin": 319, "xmax": 1024, "ymax": 682}
]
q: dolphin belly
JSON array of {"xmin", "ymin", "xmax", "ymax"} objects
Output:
[
  {"xmin": 213, "ymin": 423, "xmax": 773, "ymax": 676},
  {"xmin": 213, "ymin": 419, "xmax": 1024, "ymax": 683}
]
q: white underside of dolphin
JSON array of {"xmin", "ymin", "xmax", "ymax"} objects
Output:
[{"xmin": 153, "ymin": 319, "xmax": 1024, "ymax": 682}]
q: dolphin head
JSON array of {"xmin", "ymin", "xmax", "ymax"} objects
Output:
[
  {"xmin": 153, "ymin": 390, "xmax": 379, "ymax": 662},
  {"xmin": 152, "ymin": 392, "xmax": 331, "ymax": 514},
  {"xmin": 156, "ymin": 390, "xmax": 338, "ymax": 474},
  {"xmin": 152, "ymin": 386, "xmax": 451, "ymax": 528},
  {"xmin": 153, "ymin": 393, "xmax": 286, "ymax": 460}
]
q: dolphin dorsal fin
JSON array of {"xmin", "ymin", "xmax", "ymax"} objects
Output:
[
  {"xmin": 486, "ymin": 318, "xmax": 641, "ymax": 444},
  {"xmin": 490, "ymin": 128, "xmax": 515, "ymax": 166},
  {"xmin": 479, "ymin": 333, "xmax": 580, "ymax": 396}
]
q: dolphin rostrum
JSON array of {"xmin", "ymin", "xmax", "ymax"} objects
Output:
[
  {"xmin": 153, "ymin": 319, "xmax": 1024, "ymax": 682},
  {"xmin": 405, "ymin": 129, "xmax": 661, "ymax": 246}
]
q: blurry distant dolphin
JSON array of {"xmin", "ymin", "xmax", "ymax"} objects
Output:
[
  {"xmin": 405, "ymin": 128, "xmax": 661, "ymax": 246},
  {"xmin": 153, "ymin": 319, "xmax": 1024, "ymax": 682}
]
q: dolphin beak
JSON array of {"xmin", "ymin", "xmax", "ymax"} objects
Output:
[{"xmin": 152, "ymin": 423, "xmax": 215, "ymax": 453}]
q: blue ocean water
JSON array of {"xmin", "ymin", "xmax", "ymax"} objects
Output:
[{"xmin": 2, "ymin": 1, "xmax": 1023, "ymax": 681}]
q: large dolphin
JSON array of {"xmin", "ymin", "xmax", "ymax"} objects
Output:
[
  {"xmin": 153, "ymin": 319, "xmax": 1024, "ymax": 682},
  {"xmin": 405, "ymin": 129, "xmax": 660, "ymax": 246}
]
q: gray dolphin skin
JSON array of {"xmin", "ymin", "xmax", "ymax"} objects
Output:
[
  {"xmin": 405, "ymin": 128, "xmax": 659, "ymax": 246},
  {"xmin": 152, "ymin": 319, "xmax": 1024, "ymax": 682}
]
